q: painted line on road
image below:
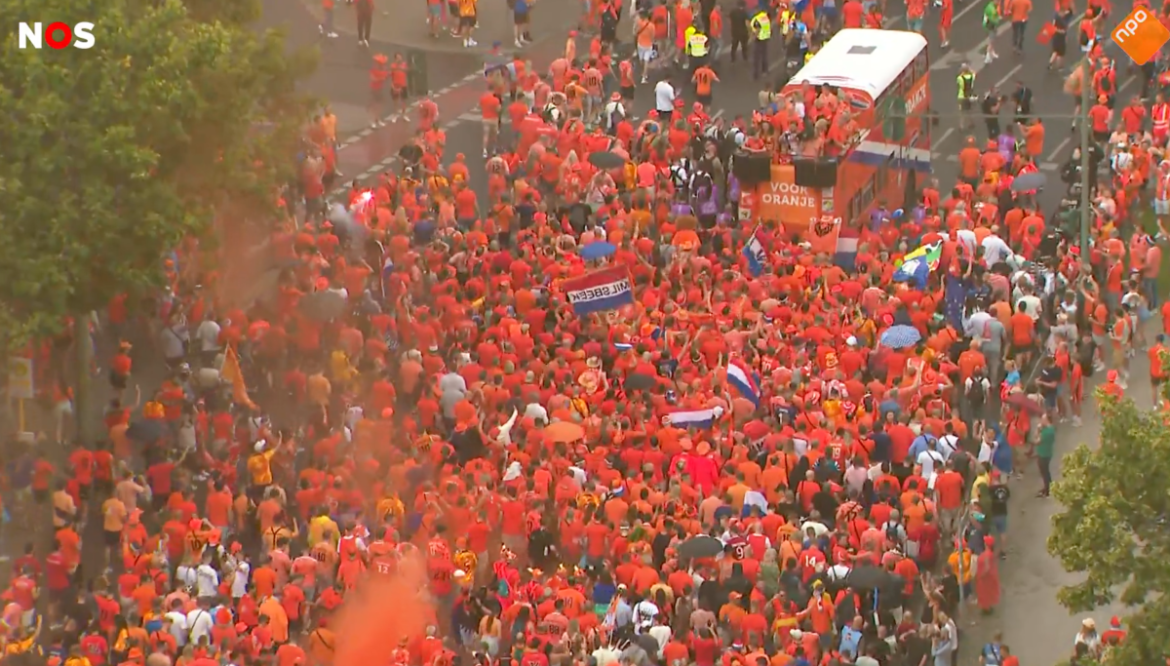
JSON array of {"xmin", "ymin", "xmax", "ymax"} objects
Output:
[
  {"xmin": 1046, "ymin": 136, "xmax": 1072, "ymax": 162},
  {"xmin": 934, "ymin": 127, "xmax": 957, "ymax": 152},
  {"xmin": 335, "ymin": 70, "xmax": 485, "ymax": 150},
  {"xmin": 940, "ymin": 153, "xmax": 1058, "ymax": 171},
  {"xmin": 994, "ymin": 63, "xmax": 1023, "ymax": 89}
]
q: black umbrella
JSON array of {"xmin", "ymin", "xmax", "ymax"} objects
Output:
[
  {"xmin": 1010, "ymin": 172, "xmax": 1047, "ymax": 192},
  {"xmin": 677, "ymin": 535, "xmax": 724, "ymax": 559},
  {"xmin": 589, "ymin": 151, "xmax": 625, "ymax": 169},
  {"xmin": 624, "ymin": 373, "xmax": 657, "ymax": 392},
  {"xmin": 845, "ymin": 565, "xmax": 899, "ymax": 591},
  {"xmin": 125, "ymin": 419, "xmax": 164, "ymax": 444}
]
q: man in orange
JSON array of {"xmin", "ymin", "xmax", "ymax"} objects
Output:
[
  {"xmin": 1009, "ymin": 300, "xmax": 1036, "ymax": 370},
  {"xmin": 691, "ymin": 64, "xmax": 720, "ymax": 108},
  {"xmin": 1150, "ymin": 335, "xmax": 1169, "ymax": 401},
  {"xmin": 368, "ymin": 54, "xmax": 389, "ymax": 129},
  {"xmin": 389, "ymin": 53, "xmax": 410, "ymax": 124}
]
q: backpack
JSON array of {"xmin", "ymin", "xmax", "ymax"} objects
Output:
[
  {"xmin": 885, "ymin": 520, "xmax": 902, "ymax": 546},
  {"xmin": 608, "ymin": 103, "xmax": 625, "ymax": 131},
  {"xmin": 966, "ymin": 378, "xmax": 988, "ymax": 407}
]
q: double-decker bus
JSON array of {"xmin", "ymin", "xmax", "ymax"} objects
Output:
[{"xmin": 741, "ymin": 29, "xmax": 931, "ymax": 247}]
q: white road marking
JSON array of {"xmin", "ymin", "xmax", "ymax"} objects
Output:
[
  {"xmin": 1046, "ymin": 136, "xmax": 1072, "ymax": 162},
  {"xmin": 994, "ymin": 63, "xmax": 1023, "ymax": 89},
  {"xmin": 933, "ymin": 127, "xmax": 957, "ymax": 152}
]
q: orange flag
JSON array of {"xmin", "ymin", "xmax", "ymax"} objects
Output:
[{"xmin": 221, "ymin": 345, "xmax": 257, "ymax": 410}]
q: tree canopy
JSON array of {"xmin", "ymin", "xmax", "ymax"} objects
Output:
[
  {"xmin": 0, "ymin": 0, "xmax": 316, "ymax": 344},
  {"xmin": 1048, "ymin": 374, "xmax": 1170, "ymax": 664}
]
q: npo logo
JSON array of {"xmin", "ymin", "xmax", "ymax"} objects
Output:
[{"xmin": 18, "ymin": 22, "xmax": 95, "ymax": 50}]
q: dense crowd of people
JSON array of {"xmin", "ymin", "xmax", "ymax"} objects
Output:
[{"xmin": 3, "ymin": 0, "xmax": 1170, "ymax": 665}]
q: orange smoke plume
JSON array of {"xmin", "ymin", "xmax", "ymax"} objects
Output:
[{"xmin": 333, "ymin": 559, "xmax": 435, "ymax": 666}]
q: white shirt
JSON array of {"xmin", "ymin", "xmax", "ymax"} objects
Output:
[
  {"xmin": 647, "ymin": 625, "xmax": 672, "ymax": 656},
  {"xmin": 231, "ymin": 561, "xmax": 251, "ymax": 598},
  {"xmin": 981, "ymin": 234, "xmax": 1012, "ymax": 266},
  {"xmin": 654, "ymin": 81, "xmax": 675, "ymax": 112},
  {"xmin": 916, "ymin": 449, "xmax": 944, "ymax": 478},
  {"xmin": 186, "ymin": 608, "xmax": 214, "ymax": 644},
  {"xmin": 165, "ymin": 611, "xmax": 190, "ymax": 646},
  {"xmin": 195, "ymin": 564, "xmax": 220, "ymax": 598},
  {"xmin": 632, "ymin": 600, "xmax": 659, "ymax": 632},
  {"xmin": 938, "ymin": 434, "xmax": 959, "ymax": 460},
  {"xmin": 196, "ymin": 320, "xmax": 222, "ymax": 352}
]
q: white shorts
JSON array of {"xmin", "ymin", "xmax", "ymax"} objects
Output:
[{"xmin": 637, "ymin": 45, "xmax": 655, "ymax": 62}]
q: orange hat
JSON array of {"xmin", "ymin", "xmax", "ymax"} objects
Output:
[
  {"xmin": 374, "ymin": 53, "xmax": 389, "ymax": 64},
  {"xmin": 1107, "ymin": 369, "xmax": 1119, "ymax": 382}
]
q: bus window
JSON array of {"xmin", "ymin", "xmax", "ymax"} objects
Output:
[{"xmin": 913, "ymin": 50, "xmax": 929, "ymax": 81}]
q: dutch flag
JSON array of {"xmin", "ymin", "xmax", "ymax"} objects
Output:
[
  {"xmin": 742, "ymin": 226, "xmax": 768, "ymax": 277},
  {"xmin": 726, "ymin": 358, "xmax": 761, "ymax": 406},
  {"xmin": 665, "ymin": 407, "xmax": 723, "ymax": 429}
]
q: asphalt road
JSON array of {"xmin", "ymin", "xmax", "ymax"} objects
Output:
[{"xmin": 304, "ymin": 0, "xmax": 1145, "ymax": 209}]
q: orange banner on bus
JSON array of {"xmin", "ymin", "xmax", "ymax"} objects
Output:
[{"xmin": 755, "ymin": 165, "xmax": 821, "ymax": 231}]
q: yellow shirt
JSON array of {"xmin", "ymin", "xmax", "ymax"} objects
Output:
[
  {"xmin": 458, "ymin": 0, "xmax": 476, "ymax": 17},
  {"xmin": 248, "ymin": 449, "xmax": 275, "ymax": 486},
  {"xmin": 308, "ymin": 516, "xmax": 340, "ymax": 548},
  {"xmin": 4, "ymin": 637, "xmax": 36, "ymax": 656}
]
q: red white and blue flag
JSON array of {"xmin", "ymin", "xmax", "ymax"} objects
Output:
[
  {"xmin": 562, "ymin": 266, "xmax": 634, "ymax": 316},
  {"xmin": 726, "ymin": 358, "xmax": 761, "ymax": 406}
]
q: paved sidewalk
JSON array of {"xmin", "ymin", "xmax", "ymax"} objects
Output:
[{"xmin": 299, "ymin": 0, "xmax": 582, "ymax": 54}]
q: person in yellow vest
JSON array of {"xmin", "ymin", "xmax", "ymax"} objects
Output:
[
  {"xmin": 687, "ymin": 27, "xmax": 710, "ymax": 72},
  {"xmin": 749, "ymin": 8, "xmax": 771, "ymax": 80}
]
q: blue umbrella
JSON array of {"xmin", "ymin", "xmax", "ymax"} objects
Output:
[
  {"xmin": 879, "ymin": 325, "xmax": 921, "ymax": 349},
  {"xmin": 579, "ymin": 242, "xmax": 616, "ymax": 261}
]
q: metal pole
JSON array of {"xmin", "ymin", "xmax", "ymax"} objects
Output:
[{"xmin": 1080, "ymin": 54, "xmax": 1093, "ymax": 260}]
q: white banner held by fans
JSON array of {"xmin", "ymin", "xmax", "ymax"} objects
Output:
[{"xmin": 8, "ymin": 357, "xmax": 33, "ymax": 400}]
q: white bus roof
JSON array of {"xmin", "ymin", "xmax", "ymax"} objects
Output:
[{"xmin": 785, "ymin": 29, "xmax": 928, "ymax": 100}]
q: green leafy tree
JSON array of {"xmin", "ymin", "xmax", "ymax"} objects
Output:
[
  {"xmin": 1048, "ymin": 375, "xmax": 1170, "ymax": 665},
  {"xmin": 0, "ymin": 0, "xmax": 316, "ymax": 345}
]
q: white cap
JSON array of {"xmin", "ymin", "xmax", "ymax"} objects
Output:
[
  {"xmin": 254, "ymin": 441, "xmax": 266, "ymax": 452},
  {"xmin": 846, "ymin": 336, "xmax": 858, "ymax": 346}
]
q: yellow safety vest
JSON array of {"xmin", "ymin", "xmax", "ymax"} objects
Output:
[
  {"xmin": 684, "ymin": 25, "xmax": 697, "ymax": 54},
  {"xmin": 689, "ymin": 33, "xmax": 709, "ymax": 57},
  {"xmin": 804, "ymin": 50, "xmax": 814, "ymax": 64},
  {"xmin": 751, "ymin": 12, "xmax": 772, "ymax": 40},
  {"xmin": 779, "ymin": 10, "xmax": 793, "ymax": 35}
]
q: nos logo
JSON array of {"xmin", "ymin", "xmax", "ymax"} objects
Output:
[{"xmin": 18, "ymin": 22, "xmax": 96, "ymax": 49}]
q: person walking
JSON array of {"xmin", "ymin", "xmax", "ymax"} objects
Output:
[
  {"xmin": 1035, "ymin": 413, "xmax": 1055, "ymax": 497},
  {"xmin": 729, "ymin": 0, "xmax": 749, "ymax": 63},
  {"xmin": 355, "ymin": 0, "xmax": 374, "ymax": 46},
  {"xmin": 319, "ymin": 0, "xmax": 339, "ymax": 37},
  {"xmin": 957, "ymin": 63, "xmax": 976, "ymax": 130}
]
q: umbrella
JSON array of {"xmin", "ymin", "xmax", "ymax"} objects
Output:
[
  {"xmin": 579, "ymin": 242, "xmax": 617, "ymax": 261},
  {"xmin": 677, "ymin": 535, "xmax": 724, "ymax": 559},
  {"xmin": 879, "ymin": 324, "xmax": 922, "ymax": 349},
  {"xmin": 624, "ymin": 373, "xmax": 657, "ymax": 392},
  {"xmin": 1011, "ymin": 172, "xmax": 1047, "ymax": 192},
  {"xmin": 845, "ymin": 565, "xmax": 899, "ymax": 590},
  {"xmin": 542, "ymin": 421, "xmax": 585, "ymax": 444},
  {"xmin": 125, "ymin": 419, "xmax": 164, "ymax": 444},
  {"xmin": 1004, "ymin": 392, "xmax": 1045, "ymax": 414},
  {"xmin": 299, "ymin": 290, "xmax": 348, "ymax": 321},
  {"xmin": 588, "ymin": 151, "xmax": 625, "ymax": 169}
]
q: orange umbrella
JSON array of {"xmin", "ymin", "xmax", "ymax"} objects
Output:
[{"xmin": 543, "ymin": 421, "xmax": 585, "ymax": 444}]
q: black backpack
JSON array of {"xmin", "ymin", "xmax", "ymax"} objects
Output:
[{"xmin": 966, "ymin": 378, "xmax": 987, "ymax": 408}]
